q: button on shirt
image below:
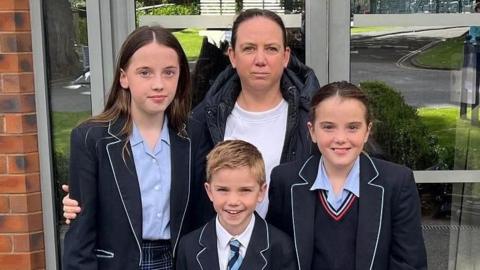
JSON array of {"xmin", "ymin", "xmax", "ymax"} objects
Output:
[
  {"xmin": 130, "ymin": 120, "xmax": 171, "ymax": 240},
  {"xmin": 310, "ymin": 157, "xmax": 360, "ymax": 210},
  {"xmin": 216, "ymin": 215, "xmax": 255, "ymax": 270}
]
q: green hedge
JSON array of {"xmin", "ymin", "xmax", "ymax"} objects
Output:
[
  {"xmin": 138, "ymin": 4, "xmax": 199, "ymax": 16},
  {"xmin": 360, "ymin": 81, "xmax": 445, "ymax": 170}
]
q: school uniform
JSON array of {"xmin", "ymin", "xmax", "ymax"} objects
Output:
[
  {"xmin": 175, "ymin": 212, "xmax": 298, "ymax": 270},
  {"xmin": 267, "ymin": 152, "xmax": 427, "ymax": 270},
  {"xmin": 63, "ymin": 116, "xmax": 198, "ymax": 270}
]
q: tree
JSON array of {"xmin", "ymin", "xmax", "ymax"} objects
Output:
[{"xmin": 43, "ymin": 0, "xmax": 81, "ymax": 80}]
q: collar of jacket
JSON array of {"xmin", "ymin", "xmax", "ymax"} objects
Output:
[
  {"xmin": 107, "ymin": 114, "xmax": 188, "ymax": 141},
  {"xmin": 107, "ymin": 115, "xmax": 129, "ymax": 141}
]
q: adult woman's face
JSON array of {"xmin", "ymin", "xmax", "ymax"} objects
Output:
[{"xmin": 228, "ymin": 17, "xmax": 290, "ymax": 94}]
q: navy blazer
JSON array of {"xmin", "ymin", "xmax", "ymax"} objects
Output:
[
  {"xmin": 176, "ymin": 212, "xmax": 298, "ymax": 270},
  {"xmin": 267, "ymin": 153, "xmax": 427, "ymax": 270},
  {"xmin": 63, "ymin": 117, "xmax": 195, "ymax": 270}
]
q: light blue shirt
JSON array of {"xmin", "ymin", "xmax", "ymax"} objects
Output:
[
  {"xmin": 310, "ymin": 156, "xmax": 360, "ymax": 210},
  {"xmin": 130, "ymin": 118, "xmax": 171, "ymax": 240}
]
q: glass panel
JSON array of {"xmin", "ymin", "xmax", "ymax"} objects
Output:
[
  {"xmin": 351, "ymin": 0, "xmax": 477, "ymax": 14},
  {"xmin": 420, "ymin": 183, "xmax": 480, "ymax": 268},
  {"xmin": 351, "ymin": 25, "xmax": 480, "ymax": 171},
  {"xmin": 351, "ymin": 10, "xmax": 480, "ymax": 268},
  {"xmin": 42, "ymin": 0, "xmax": 92, "ymax": 265},
  {"xmin": 135, "ymin": 0, "xmax": 305, "ymax": 107}
]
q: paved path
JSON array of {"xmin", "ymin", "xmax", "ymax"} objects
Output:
[{"xmin": 351, "ymin": 27, "xmax": 469, "ymax": 108}]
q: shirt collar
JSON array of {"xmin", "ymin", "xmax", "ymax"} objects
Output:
[
  {"xmin": 130, "ymin": 117, "xmax": 170, "ymax": 147},
  {"xmin": 216, "ymin": 214, "xmax": 256, "ymax": 249},
  {"xmin": 310, "ymin": 156, "xmax": 360, "ymax": 197}
]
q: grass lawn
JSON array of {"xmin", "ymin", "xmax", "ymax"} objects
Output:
[
  {"xmin": 412, "ymin": 36, "xmax": 464, "ymax": 70},
  {"xmin": 51, "ymin": 111, "xmax": 91, "ymax": 155},
  {"xmin": 418, "ymin": 107, "xmax": 480, "ymax": 170},
  {"xmin": 351, "ymin": 26, "xmax": 396, "ymax": 34},
  {"xmin": 173, "ymin": 28, "xmax": 203, "ymax": 61}
]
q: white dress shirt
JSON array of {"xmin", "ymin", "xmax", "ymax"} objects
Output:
[{"xmin": 215, "ymin": 214, "xmax": 256, "ymax": 270}]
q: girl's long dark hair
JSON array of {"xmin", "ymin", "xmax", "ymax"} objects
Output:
[{"xmin": 90, "ymin": 25, "xmax": 191, "ymax": 138}]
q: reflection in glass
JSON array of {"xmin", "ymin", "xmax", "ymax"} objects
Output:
[
  {"xmin": 351, "ymin": 25, "xmax": 480, "ymax": 171},
  {"xmin": 351, "ymin": 0, "xmax": 477, "ymax": 14},
  {"xmin": 420, "ymin": 183, "xmax": 480, "ymax": 269},
  {"xmin": 43, "ymin": 0, "xmax": 92, "ymax": 265},
  {"xmin": 351, "ymin": 23, "xmax": 480, "ymax": 269}
]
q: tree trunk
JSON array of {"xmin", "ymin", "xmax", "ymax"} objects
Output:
[{"xmin": 43, "ymin": 0, "xmax": 81, "ymax": 80}]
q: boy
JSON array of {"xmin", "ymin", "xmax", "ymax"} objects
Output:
[{"xmin": 176, "ymin": 140, "xmax": 297, "ymax": 270}]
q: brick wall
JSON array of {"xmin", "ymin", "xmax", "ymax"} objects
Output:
[{"xmin": 0, "ymin": 0, "xmax": 45, "ymax": 269}]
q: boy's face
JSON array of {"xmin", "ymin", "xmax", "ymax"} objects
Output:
[{"xmin": 205, "ymin": 166, "xmax": 266, "ymax": 236}]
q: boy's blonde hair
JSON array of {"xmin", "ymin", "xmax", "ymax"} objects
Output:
[{"xmin": 206, "ymin": 140, "xmax": 266, "ymax": 185}]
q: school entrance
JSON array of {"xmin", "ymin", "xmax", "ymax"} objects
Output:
[{"xmin": 32, "ymin": 0, "xmax": 480, "ymax": 269}]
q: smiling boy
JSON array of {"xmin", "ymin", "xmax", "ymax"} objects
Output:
[{"xmin": 176, "ymin": 140, "xmax": 297, "ymax": 270}]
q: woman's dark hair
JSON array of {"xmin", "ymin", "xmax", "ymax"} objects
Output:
[
  {"xmin": 91, "ymin": 25, "xmax": 191, "ymax": 136},
  {"xmin": 309, "ymin": 81, "xmax": 372, "ymax": 124},
  {"xmin": 231, "ymin": 9, "xmax": 287, "ymax": 50}
]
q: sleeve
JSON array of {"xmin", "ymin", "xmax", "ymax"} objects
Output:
[
  {"xmin": 389, "ymin": 169, "xmax": 428, "ymax": 270},
  {"xmin": 266, "ymin": 166, "xmax": 288, "ymax": 234},
  {"xmin": 62, "ymin": 127, "xmax": 99, "ymax": 270},
  {"xmin": 280, "ymin": 236, "xmax": 299, "ymax": 270},
  {"xmin": 187, "ymin": 117, "xmax": 215, "ymax": 229},
  {"xmin": 175, "ymin": 236, "xmax": 189, "ymax": 270}
]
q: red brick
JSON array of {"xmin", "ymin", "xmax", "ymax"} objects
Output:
[
  {"xmin": 0, "ymin": 253, "xmax": 30, "ymax": 269},
  {"xmin": 25, "ymin": 174, "xmax": 40, "ymax": 193},
  {"xmin": 13, "ymin": 232, "xmax": 44, "ymax": 252},
  {"xmin": 31, "ymin": 251, "xmax": 45, "ymax": 269},
  {"xmin": 0, "ymin": 53, "xmax": 33, "ymax": 72},
  {"xmin": 0, "ymin": 134, "xmax": 38, "ymax": 154},
  {"xmin": 9, "ymin": 193, "xmax": 41, "ymax": 213},
  {"xmin": 0, "ymin": 33, "xmax": 31, "ymax": 53},
  {"xmin": 0, "ymin": 196, "xmax": 8, "ymax": 212},
  {"xmin": 0, "ymin": 12, "xmax": 30, "ymax": 31},
  {"xmin": 0, "ymin": 235, "xmax": 12, "ymax": 252},
  {"xmin": 7, "ymin": 153, "xmax": 39, "ymax": 174},
  {"xmin": 0, "ymin": 212, "xmax": 42, "ymax": 233},
  {"xmin": 1, "ymin": 73, "xmax": 34, "ymax": 93},
  {"xmin": 3, "ymin": 114, "xmax": 21, "ymax": 133},
  {"xmin": 0, "ymin": 174, "xmax": 40, "ymax": 193},
  {"xmin": 0, "ymin": 115, "xmax": 4, "ymax": 133},
  {"xmin": 0, "ymin": 214, "xmax": 28, "ymax": 232},
  {"xmin": 0, "ymin": 0, "xmax": 29, "ymax": 11},
  {"xmin": 0, "ymin": 94, "xmax": 36, "ymax": 113},
  {"xmin": 0, "ymin": 155, "xmax": 6, "ymax": 174},
  {"xmin": 4, "ymin": 114, "xmax": 36, "ymax": 133}
]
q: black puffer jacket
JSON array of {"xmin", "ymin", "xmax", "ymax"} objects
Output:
[{"xmin": 188, "ymin": 55, "xmax": 320, "ymax": 226}]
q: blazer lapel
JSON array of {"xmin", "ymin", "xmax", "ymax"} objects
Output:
[
  {"xmin": 356, "ymin": 153, "xmax": 383, "ymax": 270},
  {"xmin": 196, "ymin": 219, "xmax": 220, "ymax": 270},
  {"xmin": 105, "ymin": 118, "xmax": 143, "ymax": 255},
  {"xmin": 169, "ymin": 128, "xmax": 191, "ymax": 256},
  {"xmin": 293, "ymin": 155, "xmax": 318, "ymax": 270},
  {"xmin": 240, "ymin": 213, "xmax": 269, "ymax": 270}
]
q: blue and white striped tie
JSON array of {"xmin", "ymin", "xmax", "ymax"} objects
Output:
[{"xmin": 227, "ymin": 239, "xmax": 243, "ymax": 270}]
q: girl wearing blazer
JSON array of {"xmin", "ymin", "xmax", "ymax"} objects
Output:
[
  {"xmin": 267, "ymin": 81, "xmax": 427, "ymax": 270},
  {"xmin": 63, "ymin": 26, "xmax": 198, "ymax": 270}
]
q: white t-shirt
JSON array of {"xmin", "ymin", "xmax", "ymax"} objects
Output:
[{"xmin": 224, "ymin": 99, "xmax": 288, "ymax": 217}]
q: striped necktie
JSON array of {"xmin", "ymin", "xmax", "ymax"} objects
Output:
[{"xmin": 227, "ymin": 239, "xmax": 243, "ymax": 270}]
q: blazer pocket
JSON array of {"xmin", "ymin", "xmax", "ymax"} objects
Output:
[{"xmin": 94, "ymin": 248, "xmax": 114, "ymax": 259}]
